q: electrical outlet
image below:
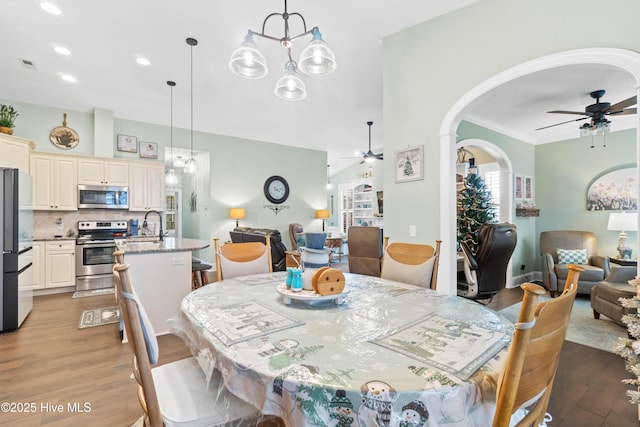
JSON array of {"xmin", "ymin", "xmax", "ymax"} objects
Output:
[{"xmin": 409, "ymin": 225, "xmax": 417, "ymax": 237}]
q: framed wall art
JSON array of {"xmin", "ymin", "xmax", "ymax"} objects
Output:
[
  {"xmin": 117, "ymin": 134, "xmax": 137, "ymax": 153},
  {"xmin": 524, "ymin": 176, "xmax": 533, "ymax": 201},
  {"xmin": 586, "ymin": 166, "xmax": 638, "ymax": 210},
  {"xmin": 395, "ymin": 145, "xmax": 424, "ymax": 183},
  {"xmin": 514, "ymin": 174, "xmax": 523, "ymax": 200},
  {"xmin": 139, "ymin": 141, "xmax": 158, "ymax": 159}
]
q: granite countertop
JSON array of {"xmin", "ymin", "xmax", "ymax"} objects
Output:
[
  {"xmin": 32, "ymin": 236, "xmax": 76, "ymax": 242},
  {"xmin": 115, "ymin": 237, "xmax": 210, "ymax": 254}
]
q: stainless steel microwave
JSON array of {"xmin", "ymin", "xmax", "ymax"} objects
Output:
[{"xmin": 78, "ymin": 185, "xmax": 129, "ymax": 209}]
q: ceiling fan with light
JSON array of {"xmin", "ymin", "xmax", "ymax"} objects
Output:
[
  {"xmin": 535, "ymin": 89, "xmax": 637, "ymax": 132},
  {"xmin": 359, "ymin": 121, "xmax": 383, "ymax": 163}
]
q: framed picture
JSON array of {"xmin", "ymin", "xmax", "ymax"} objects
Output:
[
  {"xmin": 395, "ymin": 145, "xmax": 424, "ymax": 183},
  {"xmin": 514, "ymin": 174, "xmax": 523, "ymax": 200},
  {"xmin": 139, "ymin": 141, "xmax": 158, "ymax": 159},
  {"xmin": 117, "ymin": 134, "xmax": 137, "ymax": 153},
  {"xmin": 587, "ymin": 166, "xmax": 638, "ymax": 210},
  {"xmin": 524, "ymin": 176, "xmax": 533, "ymax": 201}
]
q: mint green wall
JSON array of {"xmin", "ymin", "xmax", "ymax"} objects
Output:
[
  {"xmin": 536, "ymin": 129, "xmax": 637, "ymax": 262},
  {"xmin": 2, "ymin": 98, "xmax": 327, "ymax": 262},
  {"xmin": 383, "ymin": 0, "xmax": 640, "ymax": 278},
  {"xmin": 456, "ymin": 121, "xmax": 536, "ymax": 274}
]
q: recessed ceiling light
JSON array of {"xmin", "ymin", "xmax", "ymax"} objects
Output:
[
  {"xmin": 40, "ymin": 2, "xmax": 62, "ymax": 15},
  {"xmin": 60, "ymin": 74, "xmax": 76, "ymax": 83},
  {"xmin": 54, "ymin": 46, "xmax": 71, "ymax": 56},
  {"xmin": 136, "ymin": 57, "xmax": 151, "ymax": 66}
]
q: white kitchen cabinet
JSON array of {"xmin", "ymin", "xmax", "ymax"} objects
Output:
[
  {"xmin": 78, "ymin": 158, "xmax": 129, "ymax": 186},
  {"xmin": 30, "ymin": 154, "xmax": 77, "ymax": 210},
  {"xmin": 44, "ymin": 240, "xmax": 75, "ymax": 288},
  {"xmin": 129, "ymin": 162, "xmax": 165, "ymax": 211},
  {"xmin": 0, "ymin": 134, "xmax": 34, "ymax": 173},
  {"xmin": 29, "ymin": 241, "xmax": 45, "ymax": 290}
]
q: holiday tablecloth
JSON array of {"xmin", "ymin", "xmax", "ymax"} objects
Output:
[{"xmin": 172, "ymin": 272, "xmax": 513, "ymax": 427}]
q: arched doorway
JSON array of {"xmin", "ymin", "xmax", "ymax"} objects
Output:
[
  {"xmin": 457, "ymin": 139, "xmax": 514, "ymax": 223},
  {"xmin": 438, "ymin": 48, "xmax": 640, "ymax": 295}
]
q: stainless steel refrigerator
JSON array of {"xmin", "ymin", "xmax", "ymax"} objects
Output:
[{"xmin": 1, "ymin": 167, "xmax": 33, "ymax": 332}]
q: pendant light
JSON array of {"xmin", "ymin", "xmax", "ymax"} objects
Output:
[
  {"xmin": 184, "ymin": 37, "xmax": 198, "ymax": 174},
  {"xmin": 165, "ymin": 80, "xmax": 179, "ymax": 186},
  {"xmin": 229, "ymin": 0, "xmax": 336, "ymax": 101},
  {"xmin": 326, "ymin": 164, "xmax": 333, "ymax": 190}
]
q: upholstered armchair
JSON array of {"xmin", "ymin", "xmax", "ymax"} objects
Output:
[
  {"xmin": 591, "ymin": 266, "xmax": 637, "ymax": 326},
  {"xmin": 289, "ymin": 223, "xmax": 304, "ymax": 250},
  {"xmin": 540, "ymin": 230, "xmax": 610, "ymax": 297}
]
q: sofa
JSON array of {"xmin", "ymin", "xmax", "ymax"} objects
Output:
[{"xmin": 229, "ymin": 227, "xmax": 287, "ymax": 271}]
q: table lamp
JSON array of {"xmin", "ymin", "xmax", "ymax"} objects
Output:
[
  {"xmin": 315, "ymin": 209, "xmax": 330, "ymax": 232},
  {"xmin": 607, "ymin": 211, "xmax": 638, "ymax": 259},
  {"xmin": 229, "ymin": 207, "xmax": 246, "ymax": 227}
]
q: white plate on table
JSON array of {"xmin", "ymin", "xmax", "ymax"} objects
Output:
[{"xmin": 277, "ymin": 283, "xmax": 350, "ymax": 305}]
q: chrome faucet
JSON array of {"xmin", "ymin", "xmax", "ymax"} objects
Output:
[{"xmin": 143, "ymin": 210, "xmax": 164, "ymax": 241}]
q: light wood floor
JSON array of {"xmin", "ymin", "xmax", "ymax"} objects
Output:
[
  {"xmin": 0, "ymin": 287, "xmax": 637, "ymax": 426},
  {"xmin": 0, "ymin": 292, "xmax": 189, "ymax": 426}
]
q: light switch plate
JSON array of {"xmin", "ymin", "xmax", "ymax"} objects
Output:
[{"xmin": 409, "ymin": 225, "xmax": 417, "ymax": 237}]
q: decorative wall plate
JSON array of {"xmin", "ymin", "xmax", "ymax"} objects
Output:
[{"xmin": 49, "ymin": 113, "xmax": 79, "ymax": 149}]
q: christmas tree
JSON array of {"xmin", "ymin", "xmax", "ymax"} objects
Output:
[
  {"xmin": 457, "ymin": 171, "xmax": 497, "ymax": 253},
  {"xmin": 403, "ymin": 155, "xmax": 414, "ymax": 177},
  {"xmin": 614, "ymin": 277, "xmax": 640, "ymax": 406}
]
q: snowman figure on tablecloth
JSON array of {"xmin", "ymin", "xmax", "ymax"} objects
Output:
[
  {"xmin": 397, "ymin": 400, "xmax": 429, "ymax": 427},
  {"xmin": 328, "ymin": 389, "xmax": 355, "ymax": 427}
]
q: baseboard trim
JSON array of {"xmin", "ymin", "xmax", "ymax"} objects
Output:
[{"xmin": 510, "ymin": 271, "xmax": 542, "ymax": 288}]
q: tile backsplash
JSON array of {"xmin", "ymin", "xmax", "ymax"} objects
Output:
[{"xmin": 33, "ymin": 210, "xmax": 150, "ymax": 239}]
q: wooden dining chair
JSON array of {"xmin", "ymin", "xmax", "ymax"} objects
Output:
[
  {"xmin": 113, "ymin": 262, "xmax": 261, "ymax": 427},
  {"xmin": 492, "ymin": 264, "xmax": 582, "ymax": 427},
  {"xmin": 214, "ymin": 236, "xmax": 273, "ymax": 281},
  {"xmin": 381, "ymin": 237, "xmax": 442, "ymax": 289}
]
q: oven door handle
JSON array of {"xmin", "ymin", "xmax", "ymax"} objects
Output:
[{"xmin": 76, "ymin": 241, "xmax": 116, "ymax": 248}]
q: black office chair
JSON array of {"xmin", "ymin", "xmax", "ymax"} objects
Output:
[{"xmin": 457, "ymin": 222, "xmax": 517, "ymax": 301}]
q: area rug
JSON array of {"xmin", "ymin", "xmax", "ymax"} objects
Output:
[
  {"xmin": 72, "ymin": 288, "xmax": 115, "ymax": 298},
  {"xmin": 498, "ymin": 296, "xmax": 627, "ymax": 353},
  {"xmin": 78, "ymin": 306, "xmax": 120, "ymax": 329}
]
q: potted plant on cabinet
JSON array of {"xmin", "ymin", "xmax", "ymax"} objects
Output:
[{"xmin": 0, "ymin": 104, "xmax": 19, "ymax": 135}]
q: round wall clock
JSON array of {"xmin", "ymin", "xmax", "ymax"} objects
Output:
[{"xmin": 264, "ymin": 175, "xmax": 290, "ymax": 204}]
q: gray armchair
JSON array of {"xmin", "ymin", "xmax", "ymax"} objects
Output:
[
  {"xmin": 540, "ymin": 230, "xmax": 610, "ymax": 297},
  {"xmin": 591, "ymin": 266, "xmax": 637, "ymax": 326}
]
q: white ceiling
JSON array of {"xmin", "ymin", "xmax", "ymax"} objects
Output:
[{"xmin": 0, "ymin": 0, "xmax": 636, "ymax": 174}]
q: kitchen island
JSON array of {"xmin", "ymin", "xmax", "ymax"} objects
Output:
[{"xmin": 115, "ymin": 237, "xmax": 209, "ymax": 337}]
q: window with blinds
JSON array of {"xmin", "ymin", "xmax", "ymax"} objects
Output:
[{"xmin": 478, "ymin": 162, "xmax": 500, "ymax": 210}]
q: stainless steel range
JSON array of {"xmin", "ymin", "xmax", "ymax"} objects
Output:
[{"xmin": 75, "ymin": 220, "xmax": 127, "ymax": 291}]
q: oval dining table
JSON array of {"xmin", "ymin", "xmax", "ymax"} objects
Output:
[{"xmin": 170, "ymin": 271, "xmax": 513, "ymax": 427}]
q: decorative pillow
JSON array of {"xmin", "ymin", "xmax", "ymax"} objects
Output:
[
  {"xmin": 556, "ymin": 248, "xmax": 588, "ymax": 265},
  {"xmin": 381, "ymin": 251, "xmax": 436, "ymax": 287},
  {"xmin": 304, "ymin": 233, "xmax": 327, "ymax": 249},
  {"xmin": 296, "ymin": 234, "xmax": 306, "ymax": 248}
]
